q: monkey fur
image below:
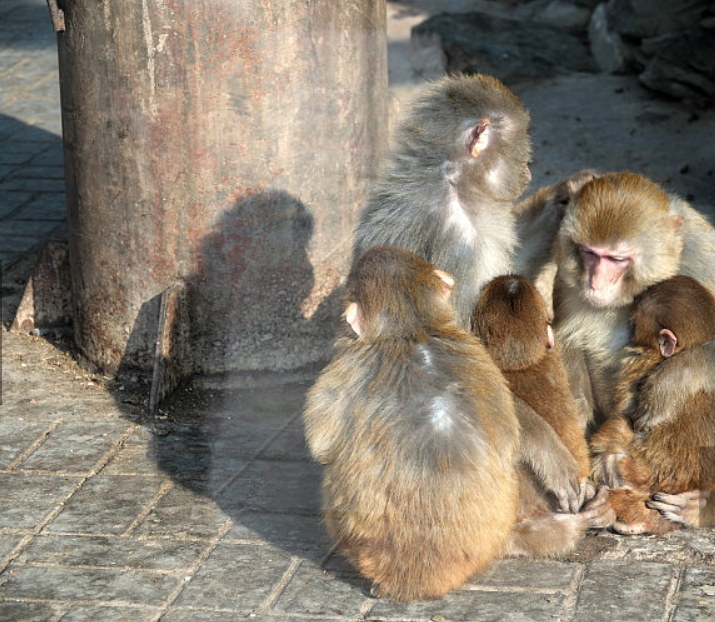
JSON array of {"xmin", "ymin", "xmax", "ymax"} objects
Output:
[
  {"xmin": 514, "ymin": 169, "xmax": 600, "ymax": 318},
  {"xmin": 591, "ymin": 275, "xmax": 715, "ymax": 534},
  {"xmin": 351, "ymin": 75, "xmax": 583, "ymax": 513},
  {"xmin": 543, "ymin": 171, "xmax": 715, "ymax": 431},
  {"xmin": 474, "ymin": 275, "xmax": 613, "ymax": 555},
  {"xmin": 303, "ymin": 246, "xmax": 520, "ymax": 602},
  {"xmin": 353, "ymin": 73, "xmax": 532, "ymax": 331}
]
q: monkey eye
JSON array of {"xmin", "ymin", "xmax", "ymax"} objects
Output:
[{"xmin": 610, "ymin": 256, "xmax": 628, "ymax": 263}]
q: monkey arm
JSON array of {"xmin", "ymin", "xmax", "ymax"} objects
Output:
[
  {"xmin": 632, "ymin": 340, "xmax": 715, "ymax": 431},
  {"xmin": 514, "ymin": 396, "xmax": 584, "ymax": 513},
  {"xmin": 648, "ymin": 490, "xmax": 715, "ymax": 528},
  {"xmin": 589, "ymin": 416, "xmax": 634, "ymax": 488},
  {"xmin": 514, "ymin": 169, "xmax": 601, "ymax": 282}
]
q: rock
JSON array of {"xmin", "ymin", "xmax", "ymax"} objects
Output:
[
  {"xmin": 606, "ymin": 0, "xmax": 710, "ymax": 38},
  {"xmin": 515, "ymin": 0, "xmax": 593, "ymax": 30},
  {"xmin": 411, "ymin": 11, "xmax": 596, "ymax": 85},
  {"xmin": 588, "ymin": 2, "xmax": 631, "ymax": 74},
  {"xmin": 639, "ymin": 28, "xmax": 715, "ymax": 107}
]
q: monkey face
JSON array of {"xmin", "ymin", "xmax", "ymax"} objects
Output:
[
  {"xmin": 576, "ymin": 243, "xmax": 635, "ymax": 308},
  {"xmin": 558, "ymin": 173, "xmax": 685, "ymax": 310}
]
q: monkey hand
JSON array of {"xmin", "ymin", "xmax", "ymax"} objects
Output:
[
  {"xmin": 552, "ymin": 169, "xmax": 601, "ymax": 214},
  {"xmin": 591, "ymin": 451, "xmax": 629, "ymax": 488},
  {"xmin": 514, "ymin": 398, "xmax": 582, "ymax": 513},
  {"xmin": 579, "ymin": 485, "xmax": 615, "ymax": 529},
  {"xmin": 648, "ymin": 490, "xmax": 712, "ymax": 528}
]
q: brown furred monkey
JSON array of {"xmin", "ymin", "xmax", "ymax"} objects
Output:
[
  {"xmin": 590, "ymin": 275, "xmax": 715, "ymax": 534},
  {"xmin": 513, "ymin": 169, "xmax": 601, "ymax": 318},
  {"xmin": 303, "ymin": 246, "xmax": 520, "ymax": 602},
  {"xmin": 474, "ymin": 275, "xmax": 613, "ymax": 555},
  {"xmin": 353, "ymin": 73, "xmax": 583, "ymax": 514},
  {"xmin": 353, "ymin": 73, "xmax": 532, "ymax": 331},
  {"xmin": 550, "ymin": 171, "xmax": 715, "ymax": 429}
]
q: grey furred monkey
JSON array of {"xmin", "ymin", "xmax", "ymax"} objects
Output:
[
  {"xmin": 353, "ymin": 73, "xmax": 532, "ymax": 330},
  {"xmin": 353, "ymin": 72, "xmax": 584, "ymax": 514}
]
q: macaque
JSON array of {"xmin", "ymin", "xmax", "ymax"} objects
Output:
[
  {"xmin": 353, "ymin": 73, "xmax": 532, "ymax": 331},
  {"xmin": 513, "ymin": 169, "xmax": 600, "ymax": 317},
  {"xmin": 550, "ymin": 171, "xmax": 715, "ymax": 427},
  {"xmin": 590, "ymin": 276, "xmax": 715, "ymax": 534},
  {"xmin": 352, "ymin": 74, "xmax": 583, "ymax": 512},
  {"xmin": 303, "ymin": 246, "xmax": 520, "ymax": 602},
  {"xmin": 474, "ymin": 275, "xmax": 613, "ymax": 555}
]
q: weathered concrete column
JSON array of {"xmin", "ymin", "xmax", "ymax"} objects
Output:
[{"xmin": 57, "ymin": 0, "xmax": 388, "ymax": 376}]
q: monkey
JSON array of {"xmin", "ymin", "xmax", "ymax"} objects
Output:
[
  {"xmin": 353, "ymin": 73, "xmax": 532, "ymax": 331},
  {"xmin": 548, "ymin": 171, "xmax": 715, "ymax": 430},
  {"xmin": 473, "ymin": 275, "xmax": 614, "ymax": 555},
  {"xmin": 513, "ymin": 169, "xmax": 601, "ymax": 318},
  {"xmin": 589, "ymin": 275, "xmax": 715, "ymax": 534},
  {"xmin": 303, "ymin": 246, "xmax": 521, "ymax": 602},
  {"xmin": 352, "ymin": 72, "xmax": 584, "ymax": 514}
]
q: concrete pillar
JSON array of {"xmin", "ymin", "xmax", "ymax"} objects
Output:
[{"xmin": 56, "ymin": 0, "xmax": 388, "ymax": 376}]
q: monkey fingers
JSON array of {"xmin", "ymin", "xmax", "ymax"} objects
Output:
[
  {"xmin": 648, "ymin": 490, "xmax": 711, "ymax": 527},
  {"xmin": 580, "ymin": 486, "xmax": 615, "ymax": 529},
  {"xmin": 579, "ymin": 480, "xmax": 597, "ymax": 507},
  {"xmin": 514, "ymin": 398, "xmax": 582, "ymax": 513}
]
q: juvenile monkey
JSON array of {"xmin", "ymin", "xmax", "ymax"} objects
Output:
[
  {"xmin": 590, "ymin": 275, "xmax": 715, "ymax": 534},
  {"xmin": 353, "ymin": 73, "xmax": 583, "ymax": 513},
  {"xmin": 353, "ymin": 73, "xmax": 532, "ymax": 330},
  {"xmin": 303, "ymin": 246, "xmax": 520, "ymax": 602},
  {"xmin": 474, "ymin": 275, "xmax": 613, "ymax": 555},
  {"xmin": 550, "ymin": 171, "xmax": 715, "ymax": 427}
]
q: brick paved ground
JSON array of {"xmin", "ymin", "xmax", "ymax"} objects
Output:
[{"xmin": 1, "ymin": 1, "xmax": 715, "ymax": 621}]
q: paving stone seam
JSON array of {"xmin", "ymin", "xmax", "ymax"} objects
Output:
[
  {"xmin": 661, "ymin": 565, "xmax": 686, "ymax": 622},
  {"xmin": 211, "ymin": 408, "xmax": 303, "ymax": 498},
  {"xmin": 0, "ymin": 595, "xmax": 164, "ymax": 613},
  {"xmin": 152, "ymin": 515, "xmax": 234, "ymax": 616},
  {"xmin": 0, "ymin": 424, "xmax": 138, "ymax": 574},
  {"xmin": 122, "ymin": 478, "xmax": 175, "ymax": 538},
  {"xmin": 556, "ymin": 561, "xmax": 586, "ymax": 622},
  {"xmin": 4, "ymin": 419, "xmax": 63, "ymax": 471},
  {"xmin": 261, "ymin": 555, "xmax": 304, "ymax": 610},
  {"xmin": 461, "ymin": 584, "xmax": 566, "ymax": 595},
  {"xmin": 7, "ymin": 560, "xmax": 196, "ymax": 576}
]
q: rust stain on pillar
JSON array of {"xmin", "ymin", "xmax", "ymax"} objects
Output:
[{"xmin": 57, "ymin": 0, "xmax": 388, "ymax": 375}]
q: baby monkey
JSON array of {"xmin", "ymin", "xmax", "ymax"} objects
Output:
[
  {"xmin": 303, "ymin": 246, "xmax": 520, "ymax": 602},
  {"xmin": 473, "ymin": 275, "xmax": 613, "ymax": 556},
  {"xmin": 591, "ymin": 275, "xmax": 715, "ymax": 534}
]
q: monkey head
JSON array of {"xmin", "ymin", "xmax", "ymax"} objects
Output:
[
  {"xmin": 557, "ymin": 172, "xmax": 684, "ymax": 309},
  {"xmin": 401, "ymin": 73, "xmax": 532, "ymax": 203},
  {"xmin": 631, "ymin": 275, "xmax": 715, "ymax": 358},
  {"xmin": 345, "ymin": 246, "xmax": 454, "ymax": 339},
  {"xmin": 473, "ymin": 275, "xmax": 554, "ymax": 371}
]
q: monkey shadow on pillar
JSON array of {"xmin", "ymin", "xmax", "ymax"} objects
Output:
[{"xmin": 113, "ymin": 189, "xmax": 345, "ymax": 566}]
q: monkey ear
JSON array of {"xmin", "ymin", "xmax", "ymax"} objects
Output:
[
  {"xmin": 547, "ymin": 324, "xmax": 555, "ymax": 350},
  {"xmin": 345, "ymin": 302, "xmax": 362, "ymax": 336},
  {"xmin": 658, "ymin": 328, "xmax": 677, "ymax": 358},
  {"xmin": 467, "ymin": 119, "xmax": 491, "ymax": 158},
  {"xmin": 669, "ymin": 215, "xmax": 684, "ymax": 232},
  {"xmin": 434, "ymin": 269, "xmax": 455, "ymax": 300}
]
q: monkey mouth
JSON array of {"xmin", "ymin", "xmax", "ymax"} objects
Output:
[{"xmin": 585, "ymin": 288, "xmax": 614, "ymax": 308}]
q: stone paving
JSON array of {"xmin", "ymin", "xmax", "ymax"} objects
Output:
[{"xmin": 2, "ymin": 1, "xmax": 715, "ymax": 621}]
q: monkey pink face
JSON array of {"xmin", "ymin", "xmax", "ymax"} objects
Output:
[{"xmin": 578, "ymin": 244, "xmax": 634, "ymax": 307}]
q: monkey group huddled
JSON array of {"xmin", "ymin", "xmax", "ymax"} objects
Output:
[{"xmin": 304, "ymin": 73, "xmax": 715, "ymax": 602}]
